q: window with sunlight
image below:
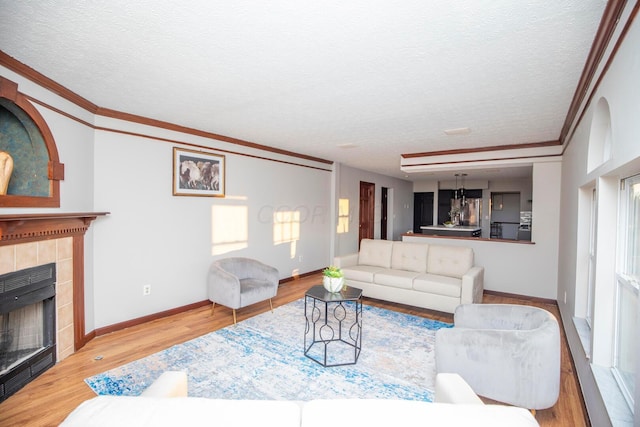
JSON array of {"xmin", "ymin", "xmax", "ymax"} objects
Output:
[
  {"xmin": 613, "ymin": 173, "xmax": 640, "ymax": 410},
  {"xmin": 337, "ymin": 199, "xmax": 349, "ymax": 234}
]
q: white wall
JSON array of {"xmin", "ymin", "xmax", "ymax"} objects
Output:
[
  {"xmin": 412, "ymin": 181, "xmax": 438, "ymax": 194},
  {"xmin": 557, "ymin": 7, "xmax": 640, "ymax": 426},
  {"xmin": 334, "ymin": 163, "xmax": 414, "ymax": 256},
  {"xmin": 89, "ymin": 119, "xmax": 332, "ymax": 328}
]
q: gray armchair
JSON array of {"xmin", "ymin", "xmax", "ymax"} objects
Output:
[
  {"xmin": 435, "ymin": 304, "xmax": 560, "ymax": 410},
  {"xmin": 207, "ymin": 257, "xmax": 279, "ymax": 324}
]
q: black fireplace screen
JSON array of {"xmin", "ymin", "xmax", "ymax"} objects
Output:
[
  {"xmin": 0, "ymin": 263, "xmax": 56, "ymax": 402},
  {"xmin": 0, "ymin": 301, "xmax": 45, "ymax": 372}
]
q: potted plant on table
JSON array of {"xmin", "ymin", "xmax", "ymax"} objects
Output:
[
  {"xmin": 445, "ymin": 206, "xmax": 460, "ymax": 227},
  {"xmin": 322, "ymin": 265, "xmax": 345, "ymax": 293}
]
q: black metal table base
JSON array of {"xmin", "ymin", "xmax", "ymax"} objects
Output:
[{"xmin": 304, "ymin": 285, "xmax": 362, "ymax": 367}]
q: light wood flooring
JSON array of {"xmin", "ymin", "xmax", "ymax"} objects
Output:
[{"xmin": 0, "ymin": 274, "xmax": 588, "ymax": 426}]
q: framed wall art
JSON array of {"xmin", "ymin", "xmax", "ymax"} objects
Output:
[{"xmin": 173, "ymin": 147, "xmax": 225, "ymax": 197}]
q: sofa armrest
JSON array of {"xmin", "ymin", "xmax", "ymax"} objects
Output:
[
  {"xmin": 333, "ymin": 253, "xmax": 359, "ymax": 268},
  {"xmin": 435, "ymin": 373, "xmax": 484, "ymax": 405},
  {"xmin": 140, "ymin": 371, "xmax": 188, "ymax": 398},
  {"xmin": 460, "ymin": 266, "xmax": 484, "ymax": 305}
]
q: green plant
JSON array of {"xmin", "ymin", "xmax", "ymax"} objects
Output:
[{"xmin": 322, "ymin": 265, "xmax": 344, "ymax": 278}]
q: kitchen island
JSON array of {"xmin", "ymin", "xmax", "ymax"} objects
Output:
[{"xmin": 420, "ymin": 225, "xmax": 481, "ymax": 237}]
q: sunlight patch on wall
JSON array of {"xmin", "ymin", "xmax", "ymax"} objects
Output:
[
  {"xmin": 337, "ymin": 199, "xmax": 350, "ymax": 233},
  {"xmin": 211, "ymin": 205, "xmax": 248, "ymax": 255},
  {"xmin": 274, "ymin": 210, "xmax": 300, "ymax": 258}
]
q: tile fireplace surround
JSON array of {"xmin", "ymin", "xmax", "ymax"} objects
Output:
[
  {"xmin": 0, "ymin": 238, "xmax": 74, "ymax": 361},
  {"xmin": 0, "ymin": 213, "xmax": 107, "ymax": 362}
]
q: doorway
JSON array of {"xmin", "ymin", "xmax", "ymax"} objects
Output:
[
  {"xmin": 381, "ymin": 187, "xmax": 388, "ymax": 240},
  {"xmin": 490, "ymin": 192, "xmax": 521, "ymax": 239},
  {"xmin": 359, "ymin": 181, "xmax": 375, "ymax": 246},
  {"xmin": 413, "ymin": 192, "xmax": 434, "ymax": 232}
]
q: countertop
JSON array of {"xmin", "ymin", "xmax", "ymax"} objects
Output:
[{"xmin": 420, "ymin": 225, "xmax": 481, "ymax": 232}]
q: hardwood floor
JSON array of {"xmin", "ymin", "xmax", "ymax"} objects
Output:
[{"xmin": 0, "ymin": 274, "xmax": 588, "ymax": 426}]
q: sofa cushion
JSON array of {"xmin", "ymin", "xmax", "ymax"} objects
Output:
[
  {"xmin": 373, "ymin": 269, "xmax": 420, "ymax": 290},
  {"xmin": 427, "ymin": 245, "xmax": 474, "ymax": 279},
  {"xmin": 413, "ymin": 273, "xmax": 462, "ymax": 298},
  {"xmin": 341, "ymin": 265, "xmax": 386, "ymax": 283},
  {"xmin": 390, "ymin": 242, "xmax": 428, "ymax": 273},
  {"xmin": 301, "ymin": 399, "xmax": 539, "ymax": 427},
  {"xmin": 358, "ymin": 239, "xmax": 393, "ymax": 268},
  {"xmin": 60, "ymin": 396, "xmax": 302, "ymax": 427}
]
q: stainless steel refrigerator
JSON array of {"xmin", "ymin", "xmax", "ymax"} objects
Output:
[{"xmin": 452, "ymin": 198, "xmax": 482, "ymax": 227}]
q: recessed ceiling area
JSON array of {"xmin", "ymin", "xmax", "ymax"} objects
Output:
[
  {"xmin": 0, "ymin": 1, "xmax": 607, "ymax": 181},
  {"xmin": 405, "ymin": 165, "xmax": 533, "ymax": 183}
]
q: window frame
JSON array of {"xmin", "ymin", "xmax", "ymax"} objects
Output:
[{"xmin": 612, "ymin": 173, "xmax": 640, "ymax": 410}]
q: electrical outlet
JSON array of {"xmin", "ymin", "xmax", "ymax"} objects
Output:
[
  {"xmin": 299, "ymin": 255, "xmax": 303, "ymax": 262},
  {"xmin": 564, "ymin": 291, "xmax": 567, "ymax": 304},
  {"xmin": 143, "ymin": 284, "xmax": 151, "ymax": 296}
]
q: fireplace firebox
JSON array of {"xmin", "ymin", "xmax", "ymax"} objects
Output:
[{"xmin": 0, "ymin": 263, "xmax": 56, "ymax": 403}]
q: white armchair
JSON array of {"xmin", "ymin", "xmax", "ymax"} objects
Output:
[{"xmin": 435, "ymin": 304, "xmax": 560, "ymax": 410}]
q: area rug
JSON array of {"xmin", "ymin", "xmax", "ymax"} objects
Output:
[{"xmin": 85, "ymin": 298, "xmax": 452, "ymax": 402}]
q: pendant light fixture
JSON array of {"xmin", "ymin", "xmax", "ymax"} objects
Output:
[
  {"xmin": 455, "ymin": 173, "xmax": 467, "ymax": 206},
  {"xmin": 454, "ymin": 174, "xmax": 459, "ymax": 200}
]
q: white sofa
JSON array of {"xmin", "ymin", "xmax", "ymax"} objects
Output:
[
  {"xmin": 334, "ymin": 239, "xmax": 484, "ymax": 313},
  {"xmin": 60, "ymin": 372, "xmax": 539, "ymax": 426}
]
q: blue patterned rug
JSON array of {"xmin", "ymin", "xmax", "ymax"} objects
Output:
[{"xmin": 85, "ymin": 298, "xmax": 452, "ymax": 401}]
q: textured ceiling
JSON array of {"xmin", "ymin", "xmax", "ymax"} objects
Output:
[{"xmin": 0, "ymin": 1, "xmax": 606, "ymax": 180}]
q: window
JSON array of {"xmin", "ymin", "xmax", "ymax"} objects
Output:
[
  {"xmin": 337, "ymin": 199, "xmax": 350, "ymax": 234},
  {"xmin": 587, "ymin": 188, "xmax": 597, "ymax": 328},
  {"xmin": 613, "ymin": 173, "xmax": 640, "ymax": 410},
  {"xmin": 0, "ymin": 77, "xmax": 63, "ymax": 207}
]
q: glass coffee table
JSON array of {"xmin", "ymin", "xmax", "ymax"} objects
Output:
[{"xmin": 304, "ymin": 284, "xmax": 363, "ymax": 367}]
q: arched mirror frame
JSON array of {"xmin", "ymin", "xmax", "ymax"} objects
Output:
[{"xmin": 0, "ymin": 77, "xmax": 63, "ymax": 207}]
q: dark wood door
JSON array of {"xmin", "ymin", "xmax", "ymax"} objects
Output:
[
  {"xmin": 359, "ymin": 181, "xmax": 375, "ymax": 246},
  {"xmin": 413, "ymin": 192, "xmax": 434, "ymax": 233},
  {"xmin": 381, "ymin": 187, "xmax": 388, "ymax": 240}
]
